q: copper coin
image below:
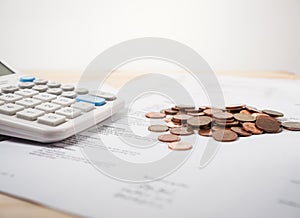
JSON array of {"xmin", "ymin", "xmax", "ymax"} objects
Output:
[
  {"xmin": 148, "ymin": 125, "xmax": 169, "ymax": 132},
  {"xmin": 252, "ymin": 113, "xmax": 270, "ymax": 118},
  {"xmin": 164, "ymin": 117, "xmax": 173, "ymax": 123},
  {"xmin": 242, "ymin": 122, "xmax": 263, "ymax": 134},
  {"xmin": 172, "ymin": 114, "xmax": 192, "ymax": 124},
  {"xmin": 234, "ymin": 113, "xmax": 256, "ymax": 122},
  {"xmin": 213, "ymin": 112, "xmax": 234, "ymax": 120},
  {"xmin": 187, "ymin": 116, "xmax": 212, "ymax": 127},
  {"xmin": 240, "ymin": 110, "xmax": 251, "ymax": 115},
  {"xmin": 282, "ymin": 122, "xmax": 300, "ymax": 131},
  {"xmin": 170, "ymin": 127, "xmax": 194, "ymax": 135},
  {"xmin": 262, "ymin": 109, "xmax": 284, "ymax": 117},
  {"xmin": 203, "ymin": 108, "xmax": 223, "ymax": 116},
  {"xmin": 255, "ymin": 116, "xmax": 281, "ymax": 133},
  {"xmin": 214, "ymin": 118, "xmax": 235, "ymax": 123},
  {"xmin": 187, "ymin": 112, "xmax": 205, "ymax": 116},
  {"xmin": 145, "ymin": 112, "xmax": 166, "ymax": 119},
  {"xmin": 164, "ymin": 109, "xmax": 178, "ymax": 115},
  {"xmin": 230, "ymin": 127, "xmax": 252, "ymax": 137},
  {"xmin": 212, "ymin": 129, "xmax": 238, "ymax": 142},
  {"xmin": 198, "ymin": 129, "xmax": 212, "ymax": 137},
  {"xmin": 171, "ymin": 106, "xmax": 179, "ymax": 111},
  {"xmin": 166, "ymin": 121, "xmax": 181, "ymax": 128},
  {"xmin": 225, "ymin": 104, "xmax": 245, "ymax": 110},
  {"xmin": 168, "ymin": 141, "xmax": 193, "ymax": 151},
  {"xmin": 158, "ymin": 134, "xmax": 180, "ymax": 142},
  {"xmin": 198, "ymin": 106, "xmax": 207, "ymax": 111},
  {"xmin": 245, "ymin": 105, "xmax": 260, "ymax": 113}
]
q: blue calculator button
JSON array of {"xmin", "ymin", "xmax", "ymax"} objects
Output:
[
  {"xmin": 20, "ymin": 76, "xmax": 36, "ymax": 82},
  {"xmin": 76, "ymin": 95, "xmax": 106, "ymax": 106}
]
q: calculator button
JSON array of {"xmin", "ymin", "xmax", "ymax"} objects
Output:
[
  {"xmin": 34, "ymin": 79, "xmax": 48, "ymax": 85},
  {"xmin": 61, "ymin": 91, "xmax": 77, "ymax": 99},
  {"xmin": 32, "ymin": 85, "xmax": 48, "ymax": 92},
  {"xmin": 61, "ymin": 84, "xmax": 75, "ymax": 91},
  {"xmin": 16, "ymin": 98, "xmax": 41, "ymax": 108},
  {"xmin": 0, "ymin": 103, "xmax": 24, "ymax": 115},
  {"xmin": 75, "ymin": 88, "xmax": 89, "ymax": 95},
  {"xmin": 90, "ymin": 91, "xmax": 117, "ymax": 101},
  {"xmin": 18, "ymin": 82, "xmax": 35, "ymax": 89},
  {"xmin": 47, "ymin": 88, "xmax": 63, "ymax": 95},
  {"xmin": 0, "ymin": 100, "xmax": 4, "ymax": 105},
  {"xmin": 0, "ymin": 94, "xmax": 23, "ymax": 103},
  {"xmin": 38, "ymin": 113, "xmax": 66, "ymax": 126},
  {"xmin": 47, "ymin": 81, "xmax": 61, "ymax": 88},
  {"xmin": 33, "ymin": 93, "xmax": 57, "ymax": 102},
  {"xmin": 19, "ymin": 76, "xmax": 35, "ymax": 82},
  {"xmin": 72, "ymin": 102, "xmax": 95, "ymax": 112},
  {"xmin": 15, "ymin": 89, "xmax": 39, "ymax": 97},
  {"xmin": 75, "ymin": 95, "xmax": 106, "ymax": 106},
  {"xmin": 55, "ymin": 107, "xmax": 81, "ymax": 119},
  {"xmin": 52, "ymin": 97, "xmax": 75, "ymax": 106},
  {"xmin": 35, "ymin": 102, "xmax": 61, "ymax": 113},
  {"xmin": 1, "ymin": 85, "xmax": 19, "ymax": 94},
  {"xmin": 16, "ymin": 108, "xmax": 45, "ymax": 121}
]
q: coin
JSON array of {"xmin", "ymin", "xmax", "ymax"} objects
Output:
[
  {"xmin": 240, "ymin": 110, "xmax": 251, "ymax": 115},
  {"xmin": 187, "ymin": 116, "xmax": 212, "ymax": 127},
  {"xmin": 168, "ymin": 141, "xmax": 193, "ymax": 151},
  {"xmin": 166, "ymin": 121, "xmax": 181, "ymax": 128},
  {"xmin": 163, "ymin": 109, "xmax": 178, "ymax": 115},
  {"xmin": 242, "ymin": 122, "xmax": 263, "ymax": 134},
  {"xmin": 170, "ymin": 127, "xmax": 194, "ymax": 135},
  {"xmin": 198, "ymin": 129, "xmax": 212, "ymax": 137},
  {"xmin": 234, "ymin": 113, "xmax": 256, "ymax": 122},
  {"xmin": 172, "ymin": 114, "xmax": 192, "ymax": 124},
  {"xmin": 282, "ymin": 122, "xmax": 300, "ymax": 131},
  {"xmin": 176, "ymin": 105, "xmax": 195, "ymax": 110},
  {"xmin": 212, "ymin": 129, "xmax": 238, "ymax": 142},
  {"xmin": 262, "ymin": 109, "xmax": 284, "ymax": 117},
  {"xmin": 245, "ymin": 106, "xmax": 260, "ymax": 113},
  {"xmin": 255, "ymin": 116, "xmax": 281, "ymax": 133},
  {"xmin": 252, "ymin": 113, "xmax": 270, "ymax": 118},
  {"xmin": 145, "ymin": 112, "xmax": 166, "ymax": 119},
  {"xmin": 203, "ymin": 108, "xmax": 223, "ymax": 116},
  {"xmin": 185, "ymin": 109, "xmax": 199, "ymax": 113},
  {"xmin": 230, "ymin": 127, "xmax": 252, "ymax": 137},
  {"xmin": 187, "ymin": 112, "xmax": 205, "ymax": 116},
  {"xmin": 158, "ymin": 134, "xmax": 181, "ymax": 142},
  {"xmin": 148, "ymin": 125, "xmax": 169, "ymax": 132},
  {"xmin": 213, "ymin": 112, "xmax": 234, "ymax": 120},
  {"xmin": 226, "ymin": 104, "xmax": 245, "ymax": 110},
  {"xmin": 164, "ymin": 117, "xmax": 173, "ymax": 123},
  {"xmin": 214, "ymin": 120, "xmax": 239, "ymax": 127}
]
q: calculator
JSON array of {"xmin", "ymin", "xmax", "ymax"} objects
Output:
[{"xmin": 0, "ymin": 61, "xmax": 124, "ymax": 143}]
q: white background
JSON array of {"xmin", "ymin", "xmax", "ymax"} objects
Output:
[{"xmin": 0, "ymin": 0, "xmax": 299, "ymax": 74}]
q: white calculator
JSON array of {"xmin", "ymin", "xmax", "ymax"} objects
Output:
[{"xmin": 0, "ymin": 61, "xmax": 124, "ymax": 143}]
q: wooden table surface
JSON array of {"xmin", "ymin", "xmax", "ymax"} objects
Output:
[{"xmin": 0, "ymin": 70, "xmax": 299, "ymax": 218}]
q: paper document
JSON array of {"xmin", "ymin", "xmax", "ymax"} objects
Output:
[{"xmin": 0, "ymin": 75, "xmax": 299, "ymax": 218}]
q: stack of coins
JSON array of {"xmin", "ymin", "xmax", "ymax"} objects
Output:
[{"xmin": 145, "ymin": 104, "xmax": 300, "ymax": 150}]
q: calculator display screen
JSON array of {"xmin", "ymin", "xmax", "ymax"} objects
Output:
[{"xmin": 0, "ymin": 62, "xmax": 15, "ymax": 76}]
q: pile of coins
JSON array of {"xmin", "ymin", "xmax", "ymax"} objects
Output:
[{"xmin": 145, "ymin": 104, "xmax": 300, "ymax": 151}]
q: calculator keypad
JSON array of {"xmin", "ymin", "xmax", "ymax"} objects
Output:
[
  {"xmin": 16, "ymin": 108, "xmax": 45, "ymax": 121},
  {"xmin": 16, "ymin": 98, "xmax": 41, "ymax": 108},
  {"xmin": 37, "ymin": 113, "xmax": 66, "ymax": 126},
  {"xmin": 35, "ymin": 102, "xmax": 61, "ymax": 113},
  {"xmin": 0, "ymin": 103, "xmax": 24, "ymax": 115},
  {"xmin": 0, "ymin": 76, "xmax": 116, "ymax": 127},
  {"xmin": 0, "ymin": 94, "xmax": 23, "ymax": 103}
]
